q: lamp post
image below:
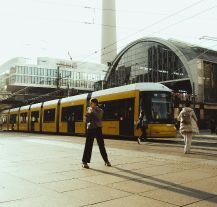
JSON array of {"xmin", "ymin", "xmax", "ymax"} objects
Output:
[
  {"xmin": 56, "ymin": 66, "xmax": 60, "ymax": 89},
  {"xmin": 67, "ymin": 82, "xmax": 70, "ymax": 97}
]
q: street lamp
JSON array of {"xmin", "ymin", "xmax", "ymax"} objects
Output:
[{"xmin": 56, "ymin": 66, "xmax": 60, "ymax": 89}]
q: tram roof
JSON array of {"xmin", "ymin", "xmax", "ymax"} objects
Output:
[
  {"xmin": 10, "ymin": 107, "xmax": 20, "ymax": 112},
  {"xmin": 60, "ymin": 94, "xmax": 87, "ymax": 104},
  {"xmin": 92, "ymin": 83, "xmax": 171, "ymax": 97},
  {"xmin": 43, "ymin": 99, "xmax": 59, "ymax": 107},
  {"xmin": 30, "ymin": 102, "xmax": 43, "ymax": 109},
  {"xmin": 20, "ymin": 105, "xmax": 30, "ymax": 110},
  {"xmin": 0, "ymin": 109, "xmax": 9, "ymax": 113}
]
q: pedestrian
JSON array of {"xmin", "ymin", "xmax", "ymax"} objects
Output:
[
  {"xmin": 178, "ymin": 101, "xmax": 199, "ymax": 154},
  {"xmin": 82, "ymin": 98, "xmax": 111, "ymax": 169},
  {"xmin": 136, "ymin": 110, "xmax": 148, "ymax": 144}
]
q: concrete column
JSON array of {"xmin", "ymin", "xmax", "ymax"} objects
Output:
[{"xmin": 101, "ymin": 0, "xmax": 117, "ymax": 65}]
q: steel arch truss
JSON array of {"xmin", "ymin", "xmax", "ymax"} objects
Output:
[{"xmin": 105, "ymin": 37, "xmax": 194, "ymax": 92}]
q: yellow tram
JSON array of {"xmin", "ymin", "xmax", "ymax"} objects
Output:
[
  {"xmin": 0, "ymin": 83, "xmax": 176, "ymax": 138},
  {"xmin": 91, "ymin": 83, "xmax": 176, "ymax": 138}
]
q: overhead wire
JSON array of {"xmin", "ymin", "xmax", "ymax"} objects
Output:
[
  {"xmin": 61, "ymin": 0, "xmax": 213, "ymax": 68},
  {"xmin": 91, "ymin": 0, "xmax": 208, "ymax": 58},
  {"xmin": 90, "ymin": 0, "xmax": 217, "ymax": 64}
]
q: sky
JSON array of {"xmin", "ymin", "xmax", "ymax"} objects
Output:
[{"xmin": 0, "ymin": 0, "xmax": 217, "ymax": 66}]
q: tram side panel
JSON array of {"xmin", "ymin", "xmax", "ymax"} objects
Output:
[
  {"xmin": 29, "ymin": 103, "xmax": 43, "ymax": 133},
  {"xmin": 95, "ymin": 90, "xmax": 139, "ymax": 137},
  {"xmin": 59, "ymin": 104, "xmax": 86, "ymax": 135},
  {"xmin": 59, "ymin": 104, "xmax": 85, "ymax": 134},
  {"xmin": 100, "ymin": 99, "xmax": 120, "ymax": 136},
  {"xmin": 30, "ymin": 111, "xmax": 41, "ymax": 132},
  {"xmin": 8, "ymin": 108, "xmax": 20, "ymax": 131},
  {"xmin": 0, "ymin": 110, "xmax": 9, "ymax": 131},
  {"xmin": 19, "ymin": 106, "xmax": 30, "ymax": 132},
  {"xmin": 42, "ymin": 101, "xmax": 59, "ymax": 133},
  {"xmin": 148, "ymin": 124, "xmax": 176, "ymax": 138},
  {"xmin": 59, "ymin": 95, "xmax": 87, "ymax": 135}
]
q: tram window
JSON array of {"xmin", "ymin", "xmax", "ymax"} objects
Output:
[
  {"xmin": 31, "ymin": 111, "xmax": 39, "ymax": 122},
  {"xmin": 9, "ymin": 114, "xmax": 17, "ymax": 124},
  {"xmin": 20, "ymin": 113, "xmax": 27, "ymax": 123},
  {"xmin": 101, "ymin": 100, "xmax": 119, "ymax": 120},
  {"xmin": 151, "ymin": 95, "xmax": 172, "ymax": 120},
  {"xmin": 140, "ymin": 92, "xmax": 173, "ymax": 121},
  {"xmin": 118, "ymin": 99, "xmax": 134, "ymax": 121},
  {"xmin": 44, "ymin": 109, "xmax": 55, "ymax": 122},
  {"xmin": 61, "ymin": 105, "xmax": 83, "ymax": 122},
  {"xmin": 101, "ymin": 98, "xmax": 134, "ymax": 121},
  {"xmin": 2, "ymin": 116, "xmax": 7, "ymax": 123},
  {"xmin": 74, "ymin": 106, "xmax": 83, "ymax": 121},
  {"xmin": 62, "ymin": 108, "xmax": 70, "ymax": 122}
]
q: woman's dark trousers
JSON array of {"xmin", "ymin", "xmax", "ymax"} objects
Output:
[{"xmin": 82, "ymin": 127, "xmax": 108, "ymax": 163}]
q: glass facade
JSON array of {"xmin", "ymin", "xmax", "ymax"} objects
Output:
[
  {"xmin": 8, "ymin": 65, "xmax": 103, "ymax": 90},
  {"xmin": 107, "ymin": 41, "xmax": 188, "ymax": 88},
  {"xmin": 203, "ymin": 61, "xmax": 217, "ymax": 103}
]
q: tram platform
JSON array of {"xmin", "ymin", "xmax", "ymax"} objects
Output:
[{"xmin": 0, "ymin": 132, "xmax": 217, "ymax": 207}]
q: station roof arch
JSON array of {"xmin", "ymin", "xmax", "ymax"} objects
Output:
[{"xmin": 104, "ymin": 37, "xmax": 217, "ymax": 93}]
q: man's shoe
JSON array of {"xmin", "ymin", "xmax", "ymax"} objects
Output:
[
  {"xmin": 82, "ymin": 162, "xmax": 89, "ymax": 169},
  {"xmin": 105, "ymin": 161, "xmax": 112, "ymax": 167}
]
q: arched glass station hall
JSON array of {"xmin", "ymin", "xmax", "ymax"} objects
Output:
[{"xmin": 97, "ymin": 37, "xmax": 217, "ymax": 128}]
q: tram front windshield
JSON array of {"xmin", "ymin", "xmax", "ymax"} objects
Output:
[{"xmin": 140, "ymin": 92, "xmax": 173, "ymax": 123}]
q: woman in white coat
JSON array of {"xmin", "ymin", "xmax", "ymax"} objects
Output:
[{"xmin": 178, "ymin": 101, "xmax": 199, "ymax": 154}]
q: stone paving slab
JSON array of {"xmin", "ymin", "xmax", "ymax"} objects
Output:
[
  {"xmin": 186, "ymin": 197, "xmax": 217, "ymax": 207},
  {"xmin": 0, "ymin": 132, "xmax": 217, "ymax": 206},
  {"xmin": 139, "ymin": 185, "xmax": 215, "ymax": 206},
  {"xmin": 40, "ymin": 179, "xmax": 95, "ymax": 193},
  {"xmin": 91, "ymin": 195, "xmax": 176, "ymax": 207}
]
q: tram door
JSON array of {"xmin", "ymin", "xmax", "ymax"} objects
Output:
[
  {"xmin": 67, "ymin": 110, "xmax": 75, "ymax": 134},
  {"xmin": 119, "ymin": 98, "xmax": 134, "ymax": 137},
  {"xmin": 62, "ymin": 105, "xmax": 83, "ymax": 134},
  {"xmin": 30, "ymin": 111, "xmax": 39, "ymax": 132}
]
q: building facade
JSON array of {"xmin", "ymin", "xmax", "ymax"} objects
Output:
[{"xmin": 0, "ymin": 57, "xmax": 107, "ymax": 109}]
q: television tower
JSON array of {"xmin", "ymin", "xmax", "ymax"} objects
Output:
[{"xmin": 101, "ymin": 0, "xmax": 117, "ymax": 65}]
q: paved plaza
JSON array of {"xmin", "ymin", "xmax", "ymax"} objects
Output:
[{"xmin": 0, "ymin": 132, "xmax": 217, "ymax": 206}]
